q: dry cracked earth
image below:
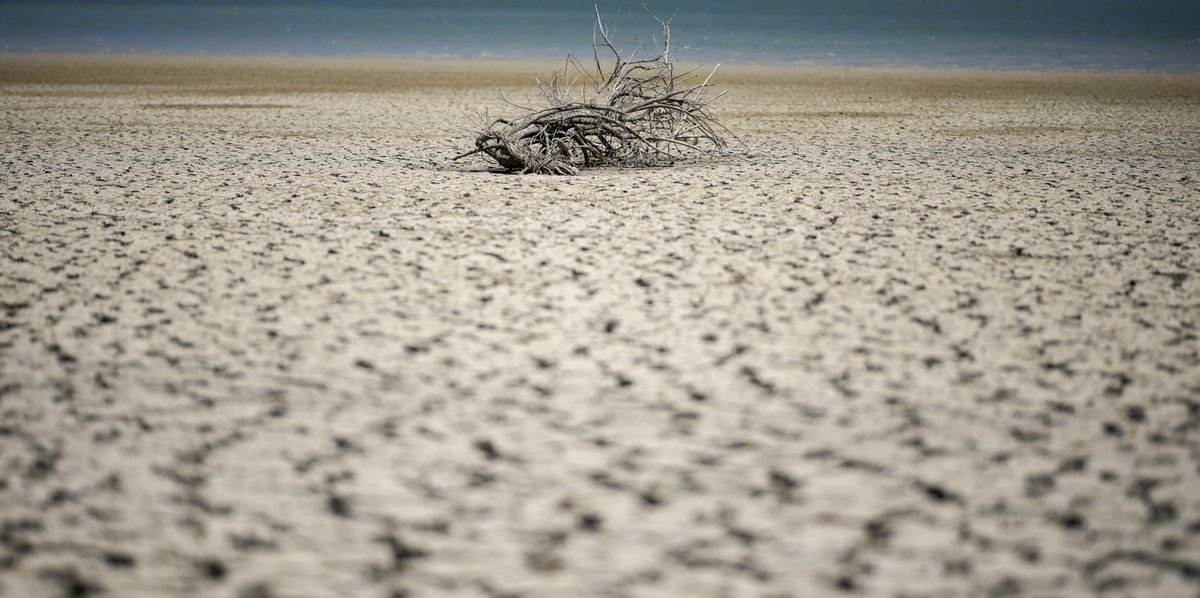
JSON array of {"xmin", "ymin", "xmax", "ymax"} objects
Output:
[{"xmin": 1, "ymin": 56, "xmax": 1200, "ymax": 597}]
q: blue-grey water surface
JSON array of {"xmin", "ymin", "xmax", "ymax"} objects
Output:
[{"xmin": 2, "ymin": 0, "xmax": 1198, "ymax": 71}]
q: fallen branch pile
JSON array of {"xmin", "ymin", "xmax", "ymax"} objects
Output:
[{"xmin": 456, "ymin": 7, "xmax": 732, "ymax": 175}]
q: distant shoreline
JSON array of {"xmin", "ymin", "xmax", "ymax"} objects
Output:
[{"xmin": 3, "ymin": 50, "xmax": 1200, "ymax": 77}]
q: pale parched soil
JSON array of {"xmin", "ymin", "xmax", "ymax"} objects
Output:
[{"xmin": 1, "ymin": 54, "xmax": 1199, "ymax": 598}]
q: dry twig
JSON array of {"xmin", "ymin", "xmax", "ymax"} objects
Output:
[{"xmin": 455, "ymin": 6, "xmax": 732, "ymax": 175}]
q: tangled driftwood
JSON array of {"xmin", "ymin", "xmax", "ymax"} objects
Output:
[{"xmin": 455, "ymin": 7, "xmax": 731, "ymax": 175}]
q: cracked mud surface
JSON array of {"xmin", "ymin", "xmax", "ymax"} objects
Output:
[{"xmin": 2, "ymin": 55, "xmax": 1199, "ymax": 597}]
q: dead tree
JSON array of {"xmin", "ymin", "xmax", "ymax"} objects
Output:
[{"xmin": 455, "ymin": 6, "xmax": 732, "ymax": 175}]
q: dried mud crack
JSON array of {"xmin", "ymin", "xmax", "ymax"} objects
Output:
[{"xmin": 1, "ymin": 55, "xmax": 1199, "ymax": 597}]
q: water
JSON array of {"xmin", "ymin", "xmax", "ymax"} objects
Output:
[{"xmin": 2, "ymin": 0, "xmax": 1198, "ymax": 72}]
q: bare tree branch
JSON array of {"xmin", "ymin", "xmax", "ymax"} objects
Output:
[{"xmin": 456, "ymin": 6, "xmax": 733, "ymax": 175}]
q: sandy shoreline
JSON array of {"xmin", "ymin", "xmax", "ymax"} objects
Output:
[
  {"xmin": 8, "ymin": 52, "xmax": 1200, "ymax": 91},
  {"xmin": 2, "ymin": 53, "xmax": 1199, "ymax": 597}
]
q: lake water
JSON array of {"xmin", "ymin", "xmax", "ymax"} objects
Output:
[{"xmin": 2, "ymin": 0, "xmax": 1198, "ymax": 72}]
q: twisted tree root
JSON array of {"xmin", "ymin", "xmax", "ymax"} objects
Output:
[{"xmin": 456, "ymin": 6, "xmax": 733, "ymax": 175}]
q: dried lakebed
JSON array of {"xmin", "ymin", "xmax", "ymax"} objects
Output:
[{"xmin": 1, "ymin": 55, "xmax": 1199, "ymax": 597}]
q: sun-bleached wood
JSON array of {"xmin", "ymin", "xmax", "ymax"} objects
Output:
[{"xmin": 456, "ymin": 7, "xmax": 732, "ymax": 175}]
